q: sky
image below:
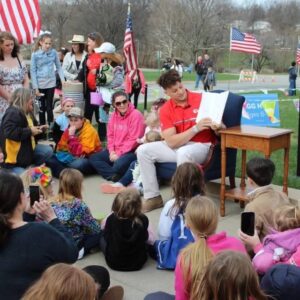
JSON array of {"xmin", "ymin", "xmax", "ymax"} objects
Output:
[{"xmin": 232, "ymin": 0, "xmax": 293, "ymax": 7}]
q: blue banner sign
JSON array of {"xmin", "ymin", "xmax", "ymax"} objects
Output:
[{"xmin": 241, "ymin": 94, "xmax": 280, "ymax": 127}]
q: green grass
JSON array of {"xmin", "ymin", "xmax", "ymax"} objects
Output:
[
  {"xmin": 235, "ymin": 90, "xmax": 300, "ymax": 189},
  {"xmin": 143, "ymin": 70, "xmax": 239, "ymax": 82}
]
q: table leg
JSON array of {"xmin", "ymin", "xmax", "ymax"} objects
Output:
[
  {"xmin": 283, "ymin": 147, "xmax": 290, "ymax": 194},
  {"xmin": 220, "ymin": 135, "xmax": 226, "ymax": 217},
  {"xmin": 240, "ymin": 150, "xmax": 247, "ymax": 189}
]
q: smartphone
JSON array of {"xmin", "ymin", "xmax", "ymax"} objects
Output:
[
  {"xmin": 241, "ymin": 212, "xmax": 255, "ymax": 236},
  {"xmin": 29, "ymin": 185, "xmax": 40, "ymax": 206}
]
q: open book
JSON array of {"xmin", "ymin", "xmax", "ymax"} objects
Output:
[{"xmin": 196, "ymin": 91, "xmax": 229, "ymax": 124}]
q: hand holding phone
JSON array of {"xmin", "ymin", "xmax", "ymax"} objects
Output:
[
  {"xmin": 29, "ymin": 185, "xmax": 40, "ymax": 206},
  {"xmin": 241, "ymin": 212, "xmax": 255, "ymax": 236}
]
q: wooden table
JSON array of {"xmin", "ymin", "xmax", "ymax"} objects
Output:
[{"xmin": 219, "ymin": 125, "xmax": 292, "ymax": 217}]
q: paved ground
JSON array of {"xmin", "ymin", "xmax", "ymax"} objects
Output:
[{"xmin": 71, "ymin": 175, "xmax": 300, "ymax": 300}]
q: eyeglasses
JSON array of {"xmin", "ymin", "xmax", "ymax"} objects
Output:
[{"xmin": 115, "ymin": 99, "xmax": 128, "ymax": 107}]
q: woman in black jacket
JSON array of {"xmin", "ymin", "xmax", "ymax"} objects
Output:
[
  {"xmin": 0, "ymin": 88, "xmax": 53, "ymax": 174},
  {"xmin": 0, "ymin": 170, "xmax": 78, "ymax": 300}
]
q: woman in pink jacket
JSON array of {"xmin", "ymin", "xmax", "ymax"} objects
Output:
[{"xmin": 89, "ymin": 91, "xmax": 145, "ymax": 181}]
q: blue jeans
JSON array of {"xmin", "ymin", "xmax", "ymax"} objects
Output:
[
  {"xmin": 10, "ymin": 144, "xmax": 53, "ymax": 175},
  {"xmin": 89, "ymin": 149, "xmax": 136, "ymax": 179},
  {"xmin": 289, "ymin": 79, "xmax": 296, "ymax": 96},
  {"xmin": 46, "ymin": 155, "xmax": 95, "ymax": 178},
  {"xmin": 195, "ymin": 73, "xmax": 203, "ymax": 88}
]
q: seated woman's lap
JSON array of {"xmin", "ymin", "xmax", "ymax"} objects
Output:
[
  {"xmin": 46, "ymin": 155, "xmax": 95, "ymax": 178},
  {"xmin": 33, "ymin": 144, "xmax": 54, "ymax": 165}
]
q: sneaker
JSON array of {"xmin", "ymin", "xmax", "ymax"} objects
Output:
[
  {"xmin": 101, "ymin": 285, "xmax": 124, "ymax": 300},
  {"xmin": 77, "ymin": 247, "xmax": 85, "ymax": 260},
  {"xmin": 142, "ymin": 195, "xmax": 164, "ymax": 213},
  {"xmin": 100, "ymin": 182, "xmax": 125, "ymax": 194}
]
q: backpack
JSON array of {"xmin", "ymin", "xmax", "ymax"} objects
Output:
[{"xmin": 155, "ymin": 212, "xmax": 194, "ymax": 270}]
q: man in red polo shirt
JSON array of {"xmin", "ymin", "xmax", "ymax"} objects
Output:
[{"xmin": 137, "ymin": 70, "xmax": 221, "ymax": 212}]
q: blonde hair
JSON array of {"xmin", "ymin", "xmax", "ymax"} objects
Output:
[
  {"xmin": 198, "ymin": 251, "xmax": 268, "ymax": 300},
  {"xmin": 20, "ymin": 167, "xmax": 52, "ymax": 200},
  {"xmin": 274, "ymin": 204, "xmax": 300, "ymax": 232},
  {"xmin": 145, "ymin": 130, "xmax": 161, "ymax": 143},
  {"xmin": 180, "ymin": 196, "xmax": 218, "ymax": 299},
  {"xmin": 56, "ymin": 168, "xmax": 83, "ymax": 202},
  {"xmin": 33, "ymin": 33, "xmax": 52, "ymax": 52},
  {"xmin": 10, "ymin": 88, "xmax": 32, "ymax": 114},
  {"xmin": 22, "ymin": 263, "xmax": 96, "ymax": 300},
  {"xmin": 112, "ymin": 188, "xmax": 142, "ymax": 224},
  {"xmin": 145, "ymin": 111, "xmax": 160, "ymax": 128}
]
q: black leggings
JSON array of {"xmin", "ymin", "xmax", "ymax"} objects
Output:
[
  {"xmin": 38, "ymin": 87, "xmax": 55, "ymax": 125},
  {"xmin": 129, "ymin": 87, "xmax": 141, "ymax": 108}
]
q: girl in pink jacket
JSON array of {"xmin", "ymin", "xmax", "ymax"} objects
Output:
[
  {"xmin": 175, "ymin": 196, "xmax": 246, "ymax": 300},
  {"xmin": 239, "ymin": 204, "xmax": 300, "ymax": 275}
]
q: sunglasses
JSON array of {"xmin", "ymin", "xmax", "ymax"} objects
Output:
[
  {"xmin": 88, "ymin": 32, "xmax": 97, "ymax": 40},
  {"xmin": 115, "ymin": 99, "xmax": 128, "ymax": 107}
]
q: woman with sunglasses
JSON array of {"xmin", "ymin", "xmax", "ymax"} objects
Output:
[
  {"xmin": 89, "ymin": 91, "xmax": 145, "ymax": 181},
  {"xmin": 77, "ymin": 32, "xmax": 103, "ymax": 123}
]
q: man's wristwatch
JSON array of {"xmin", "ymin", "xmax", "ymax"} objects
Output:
[{"xmin": 192, "ymin": 124, "xmax": 200, "ymax": 134}]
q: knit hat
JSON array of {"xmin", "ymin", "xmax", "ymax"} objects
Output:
[
  {"xmin": 261, "ymin": 264, "xmax": 300, "ymax": 300},
  {"xmin": 30, "ymin": 166, "xmax": 52, "ymax": 188},
  {"xmin": 62, "ymin": 98, "xmax": 75, "ymax": 107}
]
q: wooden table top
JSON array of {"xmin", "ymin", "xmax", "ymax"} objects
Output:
[{"xmin": 219, "ymin": 126, "xmax": 293, "ymax": 138}]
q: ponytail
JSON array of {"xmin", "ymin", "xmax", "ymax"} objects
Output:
[
  {"xmin": 180, "ymin": 236, "xmax": 213, "ymax": 299},
  {"xmin": 0, "ymin": 213, "xmax": 10, "ymax": 247}
]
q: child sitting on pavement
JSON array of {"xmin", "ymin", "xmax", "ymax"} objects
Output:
[
  {"xmin": 52, "ymin": 98, "xmax": 75, "ymax": 145},
  {"xmin": 244, "ymin": 157, "xmax": 290, "ymax": 240},
  {"xmin": 23, "ymin": 166, "xmax": 101, "ymax": 258},
  {"xmin": 100, "ymin": 188, "xmax": 150, "ymax": 271},
  {"xmin": 175, "ymin": 196, "xmax": 246, "ymax": 299},
  {"xmin": 239, "ymin": 204, "xmax": 300, "ymax": 275},
  {"xmin": 154, "ymin": 162, "xmax": 206, "ymax": 270}
]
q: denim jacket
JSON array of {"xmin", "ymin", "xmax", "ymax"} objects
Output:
[{"xmin": 30, "ymin": 48, "xmax": 64, "ymax": 90}]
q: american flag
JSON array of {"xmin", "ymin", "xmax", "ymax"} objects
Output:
[
  {"xmin": 123, "ymin": 4, "xmax": 138, "ymax": 81},
  {"xmin": 296, "ymin": 43, "xmax": 300, "ymax": 65},
  {"xmin": 230, "ymin": 27, "xmax": 262, "ymax": 55},
  {"xmin": 0, "ymin": 0, "xmax": 41, "ymax": 44}
]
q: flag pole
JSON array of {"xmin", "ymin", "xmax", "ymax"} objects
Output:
[
  {"xmin": 251, "ymin": 53, "xmax": 254, "ymax": 73},
  {"xmin": 228, "ymin": 26, "xmax": 232, "ymax": 91}
]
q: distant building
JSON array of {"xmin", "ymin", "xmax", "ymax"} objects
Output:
[{"xmin": 251, "ymin": 21, "xmax": 272, "ymax": 33}]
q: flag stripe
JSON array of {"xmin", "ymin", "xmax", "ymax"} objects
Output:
[
  {"xmin": 296, "ymin": 43, "xmax": 300, "ymax": 65},
  {"xmin": 230, "ymin": 27, "xmax": 262, "ymax": 55},
  {"xmin": 0, "ymin": 0, "xmax": 41, "ymax": 44},
  {"xmin": 123, "ymin": 8, "xmax": 138, "ymax": 81}
]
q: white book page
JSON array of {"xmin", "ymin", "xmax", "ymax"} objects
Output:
[{"xmin": 196, "ymin": 91, "xmax": 229, "ymax": 124}]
